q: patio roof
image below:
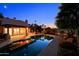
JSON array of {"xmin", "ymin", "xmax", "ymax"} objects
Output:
[{"xmin": 0, "ymin": 18, "xmax": 28, "ymax": 27}]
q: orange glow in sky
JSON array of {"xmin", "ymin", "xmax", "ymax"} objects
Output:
[{"xmin": 46, "ymin": 24, "xmax": 57, "ymax": 28}]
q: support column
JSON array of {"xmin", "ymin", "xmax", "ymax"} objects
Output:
[
  {"xmin": 26, "ymin": 28, "xmax": 28, "ymax": 36},
  {"xmin": 19, "ymin": 28, "xmax": 20, "ymax": 35},
  {"xmin": 12, "ymin": 27, "xmax": 14, "ymax": 36},
  {"xmin": 7, "ymin": 27, "xmax": 9, "ymax": 35}
]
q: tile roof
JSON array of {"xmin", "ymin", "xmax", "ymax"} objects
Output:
[{"xmin": 0, "ymin": 18, "xmax": 28, "ymax": 27}]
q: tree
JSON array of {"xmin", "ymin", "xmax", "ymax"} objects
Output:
[
  {"xmin": 56, "ymin": 4, "xmax": 79, "ymax": 54},
  {"xmin": 44, "ymin": 27, "xmax": 57, "ymax": 35},
  {"xmin": 44, "ymin": 27, "xmax": 51, "ymax": 34},
  {"xmin": 56, "ymin": 4, "xmax": 78, "ymax": 32},
  {"xmin": 0, "ymin": 13, "xmax": 4, "ymax": 18},
  {"xmin": 13, "ymin": 17, "xmax": 16, "ymax": 20},
  {"xmin": 29, "ymin": 24, "xmax": 43, "ymax": 33}
]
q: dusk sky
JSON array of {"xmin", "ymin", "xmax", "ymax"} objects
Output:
[{"xmin": 0, "ymin": 3, "xmax": 60, "ymax": 28}]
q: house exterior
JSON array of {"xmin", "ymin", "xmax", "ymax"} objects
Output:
[{"xmin": 0, "ymin": 18, "xmax": 28, "ymax": 39}]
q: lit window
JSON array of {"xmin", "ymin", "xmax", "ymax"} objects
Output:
[
  {"xmin": 4, "ymin": 28, "xmax": 7, "ymax": 34},
  {"xmin": 13, "ymin": 28, "xmax": 17, "ymax": 35},
  {"xmin": 9, "ymin": 28, "xmax": 12, "ymax": 35},
  {"xmin": 13, "ymin": 28, "xmax": 20, "ymax": 35},
  {"xmin": 20, "ymin": 28, "xmax": 26, "ymax": 35},
  {"xmin": 16, "ymin": 28, "xmax": 19, "ymax": 35}
]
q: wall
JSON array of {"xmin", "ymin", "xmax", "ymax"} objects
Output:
[{"xmin": 0, "ymin": 26, "xmax": 3, "ymax": 34}]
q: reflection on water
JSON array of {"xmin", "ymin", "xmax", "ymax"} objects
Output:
[{"xmin": 0, "ymin": 35, "xmax": 53, "ymax": 56}]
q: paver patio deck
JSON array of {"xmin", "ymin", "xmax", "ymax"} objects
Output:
[{"xmin": 39, "ymin": 35, "xmax": 61, "ymax": 56}]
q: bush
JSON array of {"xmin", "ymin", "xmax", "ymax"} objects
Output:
[
  {"xmin": 60, "ymin": 42, "xmax": 77, "ymax": 50},
  {"xmin": 59, "ymin": 41, "xmax": 78, "ymax": 56}
]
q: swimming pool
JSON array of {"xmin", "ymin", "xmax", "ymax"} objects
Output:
[{"xmin": 0, "ymin": 35, "xmax": 54, "ymax": 56}]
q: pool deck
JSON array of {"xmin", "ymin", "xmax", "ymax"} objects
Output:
[{"xmin": 38, "ymin": 35, "xmax": 61, "ymax": 56}]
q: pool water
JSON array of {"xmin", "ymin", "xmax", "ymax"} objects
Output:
[{"xmin": 0, "ymin": 35, "xmax": 54, "ymax": 56}]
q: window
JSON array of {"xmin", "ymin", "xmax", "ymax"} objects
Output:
[
  {"xmin": 13, "ymin": 28, "xmax": 20, "ymax": 35},
  {"xmin": 13, "ymin": 28, "xmax": 17, "ymax": 35},
  {"xmin": 20, "ymin": 28, "xmax": 26, "ymax": 35},
  {"xmin": 16, "ymin": 28, "xmax": 19, "ymax": 35},
  {"xmin": 4, "ymin": 28, "xmax": 7, "ymax": 34},
  {"xmin": 9, "ymin": 28, "xmax": 12, "ymax": 35}
]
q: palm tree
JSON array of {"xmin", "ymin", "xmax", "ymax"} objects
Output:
[{"xmin": 29, "ymin": 24, "xmax": 43, "ymax": 33}]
